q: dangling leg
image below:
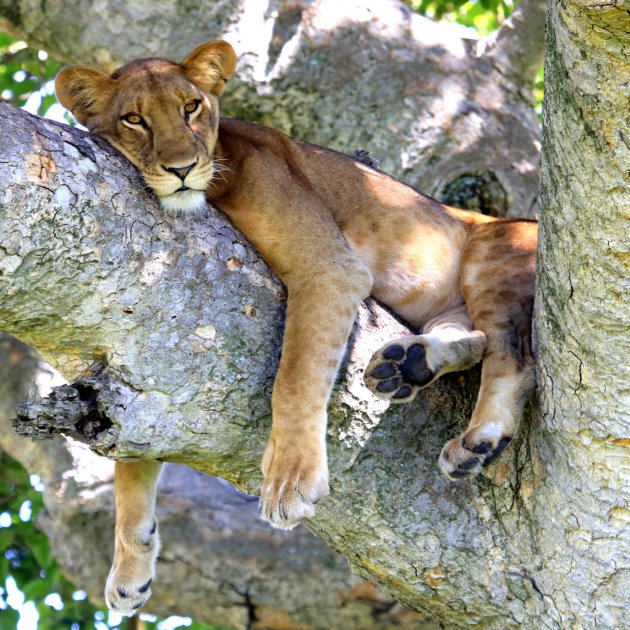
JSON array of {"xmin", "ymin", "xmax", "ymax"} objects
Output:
[
  {"xmin": 365, "ymin": 304, "xmax": 487, "ymax": 402},
  {"xmin": 260, "ymin": 257, "xmax": 372, "ymax": 529},
  {"xmin": 105, "ymin": 460, "xmax": 162, "ymax": 615},
  {"xmin": 438, "ymin": 220, "xmax": 537, "ymax": 478}
]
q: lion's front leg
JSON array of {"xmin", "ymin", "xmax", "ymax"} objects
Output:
[
  {"xmin": 105, "ymin": 460, "xmax": 162, "ymax": 615},
  {"xmin": 260, "ymin": 263, "xmax": 371, "ymax": 529}
]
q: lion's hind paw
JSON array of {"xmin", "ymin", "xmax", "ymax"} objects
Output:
[
  {"xmin": 438, "ymin": 423, "xmax": 513, "ymax": 479},
  {"xmin": 104, "ymin": 519, "xmax": 159, "ymax": 616},
  {"xmin": 364, "ymin": 338, "xmax": 437, "ymax": 403}
]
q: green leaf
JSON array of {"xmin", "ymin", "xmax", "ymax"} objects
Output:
[
  {"xmin": 23, "ymin": 577, "xmax": 54, "ymax": 601},
  {"xmin": 30, "ymin": 533, "xmax": 52, "ymax": 570},
  {"xmin": 0, "ymin": 607, "xmax": 20, "ymax": 630},
  {"xmin": 0, "ymin": 555, "xmax": 10, "ymax": 583},
  {"xmin": 40, "ymin": 94, "xmax": 58, "ymax": 117},
  {"xmin": 37, "ymin": 599, "xmax": 51, "ymax": 626},
  {"xmin": 0, "ymin": 529, "xmax": 14, "ymax": 550}
]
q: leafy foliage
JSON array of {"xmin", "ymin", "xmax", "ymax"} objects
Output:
[
  {"xmin": 0, "ymin": 451, "xmax": 101, "ymax": 628},
  {"xmin": 0, "ymin": 33, "xmax": 61, "ymax": 117},
  {"xmin": 405, "ymin": 0, "xmax": 516, "ymax": 35}
]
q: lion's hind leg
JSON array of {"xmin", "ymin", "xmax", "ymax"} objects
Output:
[
  {"xmin": 438, "ymin": 348, "xmax": 535, "ymax": 479},
  {"xmin": 438, "ymin": 220, "xmax": 536, "ymax": 479},
  {"xmin": 364, "ymin": 304, "xmax": 487, "ymax": 403}
]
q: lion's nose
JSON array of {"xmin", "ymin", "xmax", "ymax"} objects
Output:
[{"xmin": 162, "ymin": 162, "xmax": 197, "ymax": 181}]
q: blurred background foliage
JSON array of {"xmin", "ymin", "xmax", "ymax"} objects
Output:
[
  {"xmin": 0, "ymin": 0, "xmax": 543, "ymax": 627},
  {"xmin": 0, "ymin": 32, "xmax": 62, "ymax": 119},
  {"xmin": 405, "ymin": 0, "xmax": 515, "ymax": 33}
]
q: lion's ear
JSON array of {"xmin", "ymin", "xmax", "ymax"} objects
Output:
[
  {"xmin": 55, "ymin": 66, "xmax": 113, "ymax": 125},
  {"xmin": 182, "ymin": 40, "xmax": 237, "ymax": 97}
]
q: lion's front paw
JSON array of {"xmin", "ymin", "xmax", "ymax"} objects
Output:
[
  {"xmin": 438, "ymin": 423, "xmax": 512, "ymax": 480},
  {"xmin": 104, "ymin": 519, "xmax": 159, "ymax": 615},
  {"xmin": 365, "ymin": 338, "xmax": 437, "ymax": 403},
  {"xmin": 260, "ymin": 438, "xmax": 329, "ymax": 529}
]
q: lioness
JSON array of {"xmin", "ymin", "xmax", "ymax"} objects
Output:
[{"xmin": 55, "ymin": 40, "xmax": 537, "ymax": 614}]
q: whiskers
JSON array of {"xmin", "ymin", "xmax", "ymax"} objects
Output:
[
  {"xmin": 209, "ymin": 159, "xmax": 231, "ymax": 187},
  {"xmin": 139, "ymin": 180, "xmax": 159, "ymax": 196}
]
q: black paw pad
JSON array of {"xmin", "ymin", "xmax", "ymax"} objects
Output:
[
  {"xmin": 458, "ymin": 457, "xmax": 480, "ymax": 470},
  {"xmin": 392, "ymin": 385, "xmax": 412, "ymax": 399},
  {"xmin": 376, "ymin": 377, "xmax": 400, "ymax": 393},
  {"xmin": 400, "ymin": 344, "xmax": 434, "ymax": 386},
  {"xmin": 482, "ymin": 436, "xmax": 512, "ymax": 467},
  {"xmin": 472, "ymin": 441, "xmax": 492, "ymax": 454},
  {"xmin": 370, "ymin": 363, "xmax": 396, "ymax": 379},
  {"xmin": 149, "ymin": 519, "xmax": 157, "ymax": 535},
  {"xmin": 449, "ymin": 469, "xmax": 470, "ymax": 479},
  {"xmin": 383, "ymin": 345, "xmax": 405, "ymax": 361},
  {"xmin": 132, "ymin": 600, "xmax": 145, "ymax": 610},
  {"xmin": 117, "ymin": 588, "xmax": 129, "ymax": 598},
  {"xmin": 138, "ymin": 579, "xmax": 152, "ymax": 593}
]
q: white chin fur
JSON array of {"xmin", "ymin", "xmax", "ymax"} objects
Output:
[{"xmin": 158, "ymin": 190, "xmax": 207, "ymax": 216}]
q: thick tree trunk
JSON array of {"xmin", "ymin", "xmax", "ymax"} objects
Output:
[{"xmin": 533, "ymin": 0, "xmax": 630, "ymax": 626}]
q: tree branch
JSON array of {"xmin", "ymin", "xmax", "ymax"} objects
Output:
[
  {"xmin": 0, "ymin": 338, "xmax": 427, "ymax": 629},
  {"xmin": 479, "ymin": 0, "xmax": 547, "ymax": 89},
  {"xmin": 0, "ymin": 2, "xmax": 626, "ymax": 627},
  {"xmin": 0, "ymin": 0, "xmax": 541, "ymax": 217}
]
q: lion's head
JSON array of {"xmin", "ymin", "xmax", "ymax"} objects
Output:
[{"xmin": 55, "ymin": 41, "xmax": 237, "ymax": 214}]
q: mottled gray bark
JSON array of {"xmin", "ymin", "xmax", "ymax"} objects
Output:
[
  {"xmin": 533, "ymin": 0, "xmax": 630, "ymax": 627},
  {"xmin": 0, "ymin": 0, "xmax": 543, "ymax": 218}
]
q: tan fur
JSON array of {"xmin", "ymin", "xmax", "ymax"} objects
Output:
[
  {"xmin": 104, "ymin": 461, "xmax": 161, "ymax": 613},
  {"xmin": 55, "ymin": 41, "xmax": 538, "ymax": 615}
]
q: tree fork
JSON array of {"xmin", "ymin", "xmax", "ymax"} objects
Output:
[
  {"xmin": 0, "ymin": 91, "xmax": 550, "ymax": 630},
  {"xmin": 2, "ymin": 0, "xmax": 627, "ymax": 625}
]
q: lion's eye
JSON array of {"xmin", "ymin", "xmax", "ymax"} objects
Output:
[
  {"xmin": 122, "ymin": 113, "xmax": 144, "ymax": 125},
  {"xmin": 183, "ymin": 100, "xmax": 201, "ymax": 115}
]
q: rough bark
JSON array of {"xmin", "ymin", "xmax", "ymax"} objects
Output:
[
  {"xmin": 0, "ymin": 335, "xmax": 432, "ymax": 630},
  {"xmin": 532, "ymin": 0, "xmax": 630, "ymax": 626},
  {"xmin": 0, "ymin": 0, "xmax": 543, "ymax": 218}
]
